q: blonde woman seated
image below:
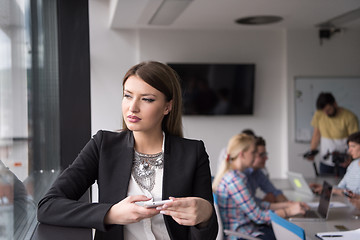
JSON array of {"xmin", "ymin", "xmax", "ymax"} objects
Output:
[{"xmin": 213, "ymin": 134, "xmax": 309, "ymax": 240}]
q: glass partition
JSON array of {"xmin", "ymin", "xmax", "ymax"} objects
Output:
[{"xmin": 0, "ymin": 0, "xmax": 60, "ymax": 239}]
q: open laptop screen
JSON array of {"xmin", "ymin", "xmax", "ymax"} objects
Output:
[
  {"xmin": 287, "ymin": 171, "xmax": 314, "ymax": 196},
  {"xmin": 318, "ymin": 181, "xmax": 333, "ymax": 218}
]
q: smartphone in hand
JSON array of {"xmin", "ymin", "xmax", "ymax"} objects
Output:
[
  {"xmin": 343, "ymin": 190, "xmax": 353, "ymax": 198},
  {"xmin": 135, "ymin": 199, "xmax": 172, "ymax": 208}
]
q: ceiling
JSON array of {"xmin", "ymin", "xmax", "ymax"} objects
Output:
[{"xmin": 110, "ymin": 0, "xmax": 360, "ymax": 31}]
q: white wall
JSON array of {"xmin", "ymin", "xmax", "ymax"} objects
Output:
[
  {"xmin": 138, "ymin": 29, "xmax": 288, "ymax": 177},
  {"xmin": 89, "ymin": 0, "xmax": 360, "ymax": 178},
  {"xmin": 90, "ymin": 0, "xmax": 288, "ymax": 176},
  {"xmin": 89, "ymin": 0, "xmax": 138, "ymax": 133},
  {"xmin": 287, "ymin": 29, "xmax": 360, "ymax": 177}
]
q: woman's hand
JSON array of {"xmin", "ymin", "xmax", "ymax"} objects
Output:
[
  {"xmin": 333, "ymin": 188, "xmax": 346, "ymax": 196},
  {"xmin": 158, "ymin": 197, "xmax": 213, "ymax": 228},
  {"xmin": 309, "ymin": 183, "xmax": 322, "ymax": 194},
  {"xmin": 104, "ymin": 195, "xmax": 161, "ymax": 225},
  {"xmin": 286, "ymin": 202, "xmax": 309, "ymax": 216}
]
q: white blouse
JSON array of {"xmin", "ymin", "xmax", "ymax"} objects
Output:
[{"xmin": 124, "ymin": 134, "xmax": 171, "ymax": 240}]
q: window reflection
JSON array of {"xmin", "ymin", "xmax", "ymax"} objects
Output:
[
  {"xmin": 0, "ymin": 0, "xmax": 60, "ymax": 238},
  {"xmin": 0, "ymin": 0, "xmax": 35, "ymax": 238}
]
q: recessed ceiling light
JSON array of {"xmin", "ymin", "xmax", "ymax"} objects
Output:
[{"xmin": 235, "ymin": 16, "xmax": 283, "ymax": 25}]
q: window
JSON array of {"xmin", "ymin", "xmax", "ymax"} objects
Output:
[
  {"xmin": 0, "ymin": 0, "xmax": 91, "ymax": 238},
  {"xmin": 0, "ymin": 0, "xmax": 61, "ymax": 238}
]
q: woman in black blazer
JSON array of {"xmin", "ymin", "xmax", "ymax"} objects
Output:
[{"xmin": 37, "ymin": 61, "xmax": 218, "ymax": 240}]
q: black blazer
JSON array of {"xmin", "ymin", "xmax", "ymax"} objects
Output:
[{"xmin": 37, "ymin": 130, "xmax": 218, "ymax": 240}]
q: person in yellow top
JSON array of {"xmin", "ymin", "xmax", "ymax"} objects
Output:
[{"xmin": 305, "ymin": 92, "xmax": 359, "ymax": 176}]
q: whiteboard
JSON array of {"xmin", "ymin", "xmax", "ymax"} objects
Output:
[{"xmin": 295, "ymin": 77, "xmax": 360, "ymax": 142}]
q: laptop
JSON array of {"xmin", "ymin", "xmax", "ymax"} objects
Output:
[
  {"xmin": 289, "ymin": 181, "xmax": 333, "ymax": 222},
  {"xmin": 287, "ymin": 171, "xmax": 314, "ymax": 196}
]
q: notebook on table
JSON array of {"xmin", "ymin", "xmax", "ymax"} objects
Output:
[
  {"xmin": 289, "ymin": 181, "xmax": 333, "ymax": 222},
  {"xmin": 316, "ymin": 227, "xmax": 360, "ymax": 239}
]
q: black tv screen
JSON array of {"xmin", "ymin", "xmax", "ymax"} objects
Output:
[{"xmin": 168, "ymin": 63, "xmax": 255, "ymax": 115}]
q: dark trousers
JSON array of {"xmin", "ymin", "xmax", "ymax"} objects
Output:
[
  {"xmin": 319, "ymin": 162, "xmax": 346, "ymax": 177},
  {"xmin": 257, "ymin": 225, "xmax": 276, "ymax": 240}
]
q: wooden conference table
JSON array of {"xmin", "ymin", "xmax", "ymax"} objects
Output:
[{"xmin": 271, "ymin": 176, "xmax": 360, "ymax": 240}]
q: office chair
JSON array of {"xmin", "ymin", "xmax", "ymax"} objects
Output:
[
  {"xmin": 269, "ymin": 210, "xmax": 306, "ymax": 240},
  {"xmin": 213, "ymin": 193, "xmax": 260, "ymax": 240}
]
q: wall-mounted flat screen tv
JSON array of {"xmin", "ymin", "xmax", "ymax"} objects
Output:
[{"xmin": 168, "ymin": 63, "xmax": 255, "ymax": 115}]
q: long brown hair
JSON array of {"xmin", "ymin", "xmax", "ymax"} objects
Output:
[{"xmin": 122, "ymin": 61, "xmax": 183, "ymax": 137}]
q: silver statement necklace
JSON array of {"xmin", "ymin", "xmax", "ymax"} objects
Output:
[{"xmin": 132, "ymin": 150, "xmax": 164, "ymax": 192}]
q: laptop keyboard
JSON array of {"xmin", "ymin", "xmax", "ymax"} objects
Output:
[{"xmin": 304, "ymin": 210, "xmax": 320, "ymax": 218}]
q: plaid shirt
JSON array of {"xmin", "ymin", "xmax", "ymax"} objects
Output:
[{"xmin": 215, "ymin": 170, "xmax": 271, "ymax": 239}]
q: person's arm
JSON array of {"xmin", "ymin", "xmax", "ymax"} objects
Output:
[
  {"xmin": 37, "ymin": 131, "xmax": 114, "ymax": 231},
  {"xmin": 161, "ymin": 140, "xmax": 217, "ymax": 239},
  {"xmin": 331, "ymin": 188, "xmax": 344, "ymax": 196},
  {"xmin": 309, "ymin": 183, "xmax": 322, "ymax": 194},
  {"xmin": 261, "ymin": 192, "xmax": 288, "ymax": 203},
  {"xmin": 337, "ymin": 160, "xmax": 354, "ymax": 191},
  {"xmin": 190, "ymin": 140, "xmax": 216, "ymax": 229},
  {"xmin": 159, "ymin": 196, "xmax": 213, "ymax": 227},
  {"xmin": 307, "ymin": 127, "xmax": 321, "ymax": 161},
  {"xmin": 38, "ymin": 130, "xmax": 164, "ymax": 232},
  {"xmin": 230, "ymin": 176, "xmax": 271, "ymax": 224},
  {"xmin": 255, "ymin": 170, "xmax": 287, "ymax": 202},
  {"xmin": 270, "ymin": 202, "xmax": 309, "ymax": 218},
  {"xmin": 262, "ymin": 193, "xmax": 276, "ymax": 203},
  {"xmin": 275, "ymin": 194, "xmax": 288, "ymax": 202},
  {"xmin": 104, "ymin": 195, "xmax": 162, "ymax": 225}
]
